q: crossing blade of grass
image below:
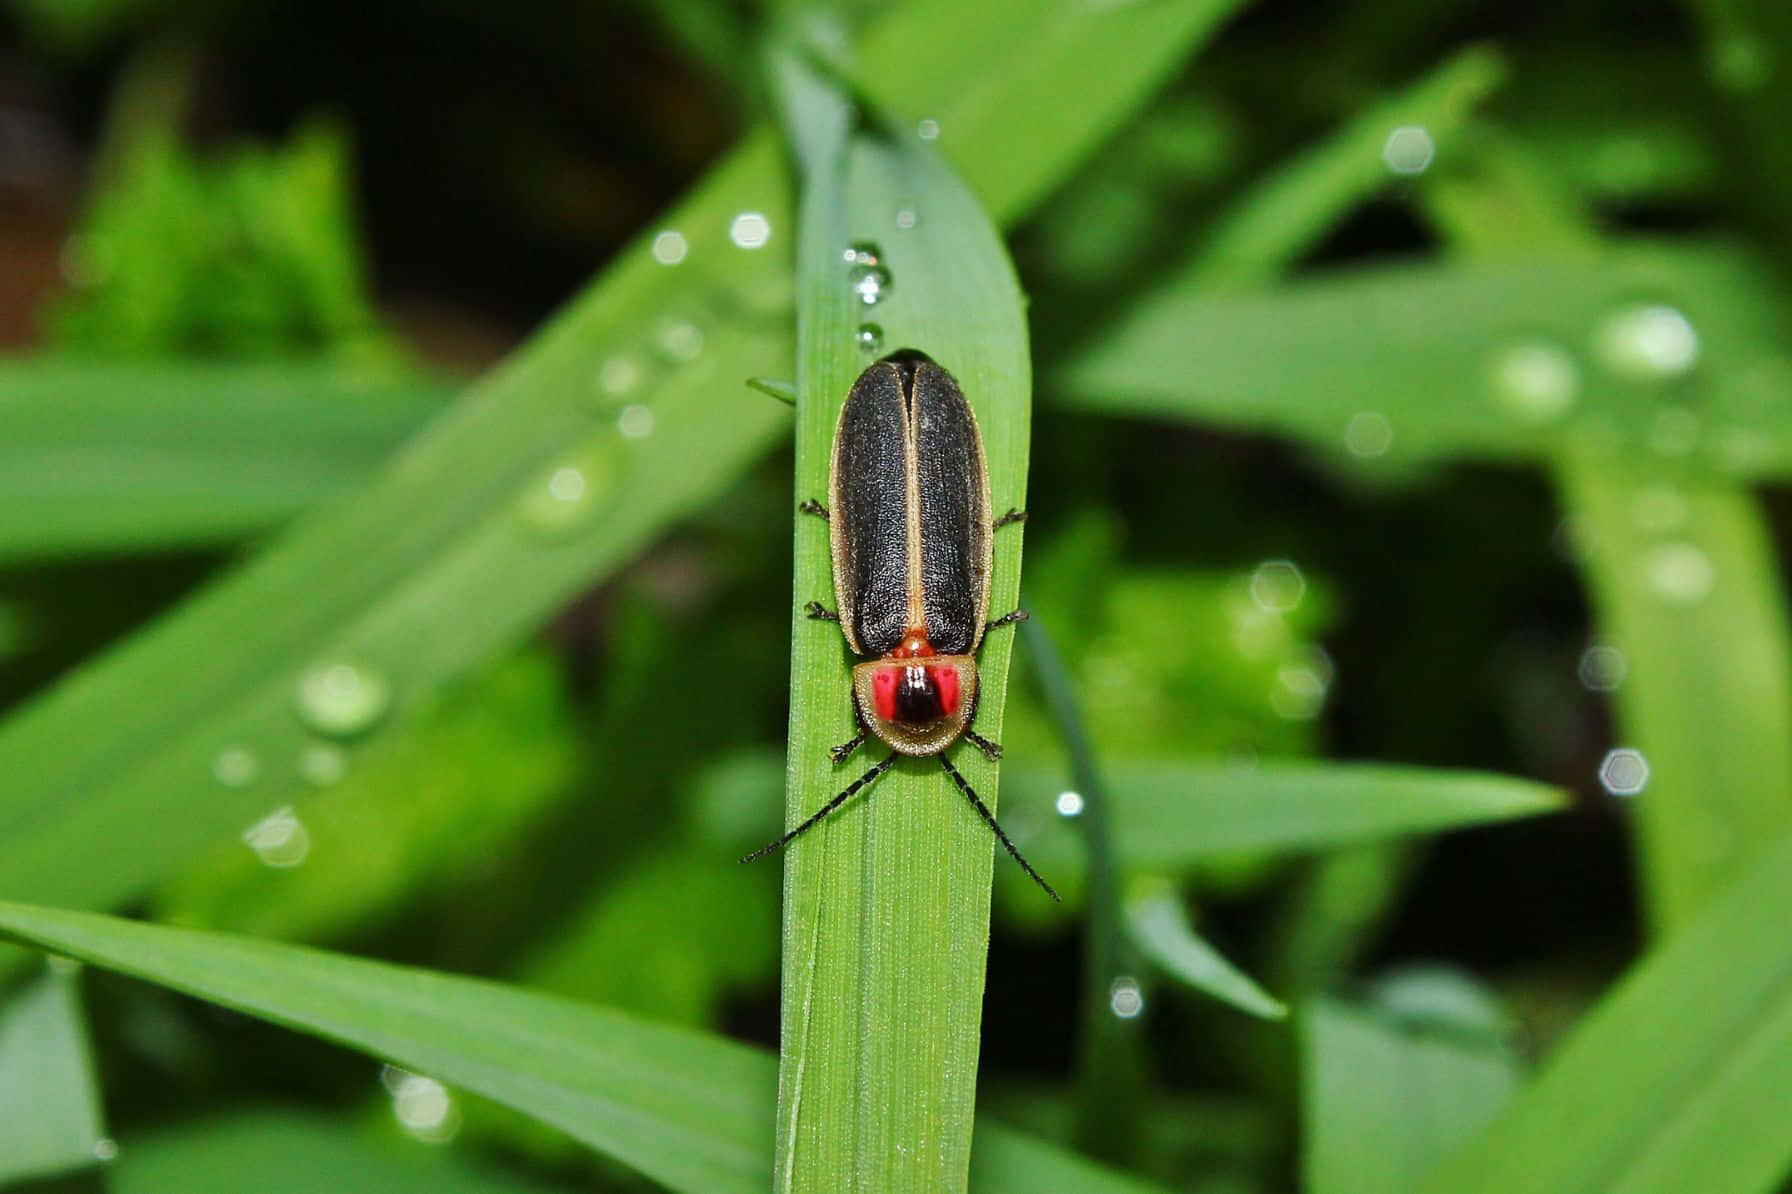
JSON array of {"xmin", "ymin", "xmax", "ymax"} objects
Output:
[
  {"xmin": 1304, "ymin": 993, "xmax": 1517, "ymax": 1194},
  {"xmin": 1416, "ymin": 823, "xmax": 1792, "ymax": 1194},
  {"xmin": 1060, "ymin": 245, "xmax": 1792, "ymax": 479},
  {"xmin": 1125, "ymin": 878, "xmax": 1286, "ymax": 1020},
  {"xmin": 1003, "ymin": 760, "xmax": 1565, "ymax": 881},
  {"xmin": 0, "ymin": 903, "xmax": 1174, "ymax": 1194},
  {"xmin": 0, "ymin": 965, "xmax": 107, "ymax": 1184},
  {"xmin": 0, "ymin": 360, "xmax": 446, "ymax": 564},
  {"xmin": 1412, "ymin": 138, "xmax": 1792, "ymax": 936},
  {"xmin": 0, "ymin": 0, "xmax": 1245, "ymax": 977},
  {"xmin": 772, "ymin": 47, "xmax": 1030, "ymax": 1193}
]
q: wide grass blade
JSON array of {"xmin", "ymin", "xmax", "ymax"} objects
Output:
[
  {"xmin": 0, "ymin": 359, "xmax": 444, "ymax": 563},
  {"xmin": 0, "ymin": 965, "xmax": 108, "ymax": 1184},
  {"xmin": 0, "ymin": 0, "xmax": 1247, "ymax": 975},
  {"xmin": 0, "ymin": 903, "xmax": 1173, "ymax": 1194}
]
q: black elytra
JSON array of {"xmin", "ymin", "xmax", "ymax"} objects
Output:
[{"xmin": 742, "ymin": 350, "xmax": 1058, "ymax": 900}]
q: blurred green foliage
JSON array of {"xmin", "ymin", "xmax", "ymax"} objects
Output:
[{"xmin": 1, "ymin": 0, "xmax": 1791, "ymax": 1190}]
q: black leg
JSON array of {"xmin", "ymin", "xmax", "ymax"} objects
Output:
[
  {"xmin": 993, "ymin": 508, "xmax": 1027, "ymax": 529},
  {"xmin": 937, "ymin": 754, "xmax": 1060, "ymax": 901},
  {"xmin": 986, "ymin": 608, "xmax": 1028, "ymax": 633},
  {"xmin": 799, "ymin": 499, "xmax": 829, "ymax": 520},
  {"xmin": 740, "ymin": 753, "xmax": 898, "ymax": 863},
  {"xmin": 964, "ymin": 730, "xmax": 1002, "ymax": 761},
  {"xmin": 829, "ymin": 729, "xmax": 867, "ymax": 763},
  {"xmin": 804, "ymin": 601, "xmax": 841, "ymax": 622}
]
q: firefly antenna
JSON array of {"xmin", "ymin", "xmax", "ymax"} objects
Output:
[
  {"xmin": 741, "ymin": 753, "xmax": 899, "ymax": 863},
  {"xmin": 938, "ymin": 753, "xmax": 1061, "ymax": 902}
]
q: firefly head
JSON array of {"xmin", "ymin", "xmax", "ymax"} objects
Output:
[{"xmin": 852, "ymin": 655, "xmax": 979, "ymax": 756}]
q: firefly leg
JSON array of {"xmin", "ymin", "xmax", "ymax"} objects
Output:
[
  {"xmin": 964, "ymin": 730, "xmax": 1003, "ymax": 761},
  {"xmin": 740, "ymin": 753, "xmax": 898, "ymax": 863},
  {"xmin": 937, "ymin": 753, "xmax": 1060, "ymax": 901},
  {"xmin": 803, "ymin": 601, "xmax": 841, "ymax": 622},
  {"xmin": 985, "ymin": 608, "xmax": 1028, "ymax": 632},
  {"xmin": 829, "ymin": 724, "xmax": 867, "ymax": 764},
  {"xmin": 798, "ymin": 499, "xmax": 829, "ymax": 520},
  {"xmin": 993, "ymin": 508, "xmax": 1027, "ymax": 529}
]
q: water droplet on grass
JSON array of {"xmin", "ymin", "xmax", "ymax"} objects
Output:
[
  {"xmin": 848, "ymin": 264, "xmax": 891, "ymax": 305},
  {"xmin": 1643, "ymin": 541, "xmax": 1715, "ymax": 605},
  {"xmin": 243, "ymin": 805, "xmax": 310, "ymax": 868},
  {"xmin": 1490, "ymin": 342, "xmax": 1580, "ymax": 423},
  {"xmin": 1344, "ymin": 411, "xmax": 1394, "ymax": 457},
  {"xmin": 855, "ymin": 324, "xmax": 883, "ymax": 352},
  {"xmin": 1381, "ymin": 125, "xmax": 1435, "ymax": 175},
  {"xmin": 1599, "ymin": 747, "xmax": 1649, "ymax": 796},
  {"xmin": 728, "ymin": 211, "xmax": 771, "ymax": 249},
  {"xmin": 213, "ymin": 747, "xmax": 259, "ymax": 788},
  {"xmin": 1595, "ymin": 304, "xmax": 1700, "ymax": 381},
  {"xmin": 651, "ymin": 230, "xmax": 687, "ymax": 265},
  {"xmin": 295, "ymin": 661, "xmax": 391, "ymax": 738}
]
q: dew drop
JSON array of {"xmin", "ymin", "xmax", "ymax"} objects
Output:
[
  {"xmin": 1594, "ymin": 304, "xmax": 1700, "ymax": 382},
  {"xmin": 1578, "ymin": 643, "xmax": 1628, "ymax": 692},
  {"xmin": 854, "ymin": 323, "xmax": 884, "ymax": 353},
  {"xmin": 843, "ymin": 242, "xmax": 882, "ymax": 266},
  {"xmin": 1643, "ymin": 541, "xmax": 1715, "ymax": 605},
  {"xmin": 655, "ymin": 319, "xmax": 704, "ymax": 364},
  {"xmin": 1344, "ymin": 411, "xmax": 1394, "ymax": 458},
  {"xmin": 916, "ymin": 117, "xmax": 941, "ymax": 142},
  {"xmin": 1489, "ymin": 342, "xmax": 1580, "ymax": 424},
  {"xmin": 514, "ymin": 437, "xmax": 623, "ymax": 537},
  {"xmin": 1109, "ymin": 976, "xmax": 1145, "ymax": 1019},
  {"xmin": 594, "ymin": 355, "xmax": 643, "ymax": 399},
  {"xmin": 242, "ymin": 805, "xmax": 311, "ymax": 868},
  {"xmin": 388, "ymin": 1070, "xmax": 460, "ymax": 1143},
  {"xmin": 848, "ymin": 263, "xmax": 891, "ymax": 306},
  {"xmin": 213, "ymin": 747, "xmax": 260, "ymax": 788},
  {"xmin": 1270, "ymin": 663, "xmax": 1328, "ymax": 721},
  {"xmin": 299, "ymin": 742, "xmax": 348, "ymax": 787},
  {"xmin": 294, "ymin": 661, "xmax": 391, "ymax": 738},
  {"xmin": 1249, "ymin": 559, "xmax": 1305, "ymax": 613},
  {"xmin": 894, "ymin": 207, "xmax": 918, "ymax": 230},
  {"xmin": 618, "ymin": 404, "xmax": 655, "ymax": 439},
  {"xmin": 1381, "ymin": 125, "xmax": 1436, "ymax": 175},
  {"xmin": 1055, "ymin": 790, "xmax": 1085, "ymax": 817},
  {"xmin": 728, "ymin": 211, "xmax": 772, "ymax": 249},
  {"xmin": 92, "ymin": 1139, "xmax": 118, "ymax": 1163},
  {"xmin": 651, "ymin": 229, "xmax": 687, "ymax": 265},
  {"xmin": 1599, "ymin": 747, "xmax": 1649, "ymax": 797}
]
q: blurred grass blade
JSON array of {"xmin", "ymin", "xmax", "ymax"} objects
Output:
[
  {"xmin": 0, "ymin": 903, "xmax": 1174, "ymax": 1194},
  {"xmin": 1060, "ymin": 245, "xmax": 1792, "ymax": 479},
  {"xmin": 1559, "ymin": 462, "xmax": 1792, "ymax": 932},
  {"xmin": 1188, "ymin": 46, "xmax": 1505, "ymax": 288},
  {"xmin": 0, "ymin": 359, "xmax": 444, "ymax": 564},
  {"xmin": 1415, "ymin": 136, "xmax": 1792, "ymax": 937},
  {"xmin": 0, "ymin": 964, "xmax": 108, "ymax": 1184},
  {"xmin": 774, "ymin": 49, "xmax": 1029, "ymax": 1194},
  {"xmin": 115, "ymin": 1110, "xmax": 570, "ymax": 1194},
  {"xmin": 0, "ymin": 0, "xmax": 1244, "ymax": 969},
  {"xmin": 1418, "ymin": 824, "xmax": 1792, "ymax": 1194},
  {"xmin": 1304, "ymin": 993, "xmax": 1516, "ymax": 1194},
  {"xmin": 1125, "ymin": 878, "xmax": 1285, "ymax": 1020},
  {"xmin": 1008, "ymin": 761, "xmax": 1564, "ymax": 880}
]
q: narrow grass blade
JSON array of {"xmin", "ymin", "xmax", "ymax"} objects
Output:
[
  {"xmin": 1304, "ymin": 994, "xmax": 1516, "ymax": 1194},
  {"xmin": 0, "ymin": 903, "xmax": 1175, "ymax": 1194},
  {"xmin": 0, "ymin": 0, "xmax": 1242, "ymax": 971},
  {"xmin": 774, "ymin": 60, "xmax": 1030, "ymax": 1194},
  {"xmin": 1125, "ymin": 878, "xmax": 1285, "ymax": 1020},
  {"xmin": 1188, "ymin": 46, "xmax": 1505, "ymax": 288},
  {"xmin": 0, "ymin": 964, "xmax": 108, "ymax": 1184},
  {"xmin": 113, "ymin": 1110, "xmax": 570, "ymax": 1194},
  {"xmin": 1060, "ymin": 245, "xmax": 1792, "ymax": 479},
  {"xmin": 1006, "ymin": 761, "xmax": 1565, "ymax": 879},
  {"xmin": 1418, "ymin": 824, "xmax": 1792, "ymax": 1194}
]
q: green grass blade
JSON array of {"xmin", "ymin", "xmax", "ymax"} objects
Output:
[
  {"xmin": 0, "ymin": 965, "xmax": 108, "ymax": 1184},
  {"xmin": 0, "ymin": 903, "xmax": 1174, "ymax": 1194},
  {"xmin": 1559, "ymin": 461, "xmax": 1792, "ymax": 932},
  {"xmin": 1188, "ymin": 46, "xmax": 1505, "ymax": 289},
  {"xmin": 1418, "ymin": 825, "xmax": 1792, "ymax": 1194},
  {"xmin": 0, "ymin": 359, "xmax": 443, "ymax": 563},
  {"xmin": 114, "ymin": 1110, "xmax": 570, "ymax": 1194},
  {"xmin": 1125, "ymin": 878, "xmax": 1286, "ymax": 1020},
  {"xmin": 1006, "ymin": 761, "xmax": 1565, "ymax": 879},
  {"xmin": 0, "ymin": 0, "xmax": 1243, "ymax": 960},
  {"xmin": 1060, "ymin": 245, "xmax": 1792, "ymax": 478},
  {"xmin": 774, "ymin": 63, "xmax": 1030, "ymax": 1194},
  {"xmin": 1304, "ymin": 994, "xmax": 1516, "ymax": 1194}
]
